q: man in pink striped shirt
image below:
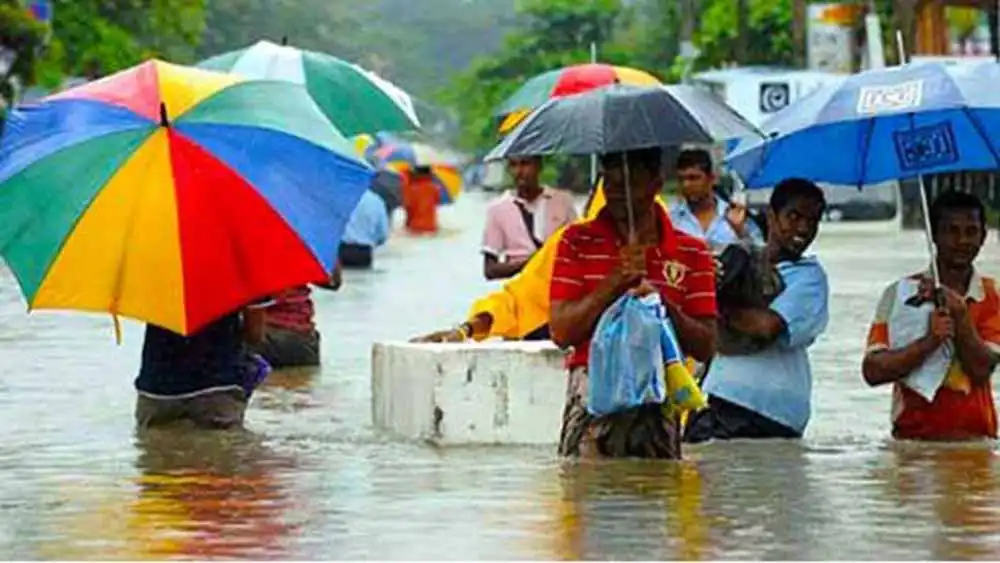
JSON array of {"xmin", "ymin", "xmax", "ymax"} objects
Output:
[
  {"xmin": 250, "ymin": 262, "xmax": 342, "ymax": 369},
  {"xmin": 482, "ymin": 156, "xmax": 578, "ymax": 280}
]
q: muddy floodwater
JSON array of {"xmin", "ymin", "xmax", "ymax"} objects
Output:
[{"xmin": 2, "ymin": 191, "xmax": 999, "ymax": 560}]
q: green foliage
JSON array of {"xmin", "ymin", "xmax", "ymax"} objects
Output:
[
  {"xmin": 0, "ymin": 0, "xmax": 207, "ymax": 109},
  {"xmin": 0, "ymin": 1, "xmax": 48, "ymax": 105},
  {"xmin": 443, "ymin": 0, "xmax": 633, "ymax": 149},
  {"xmin": 45, "ymin": 0, "xmax": 207, "ymax": 78},
  {"xmin": 197, "ymin": 0, "xmax": 371, "ymax": 62},
  {"xmin": 692, "ymin": 0, "xmax": 794, "ymax": 70}
]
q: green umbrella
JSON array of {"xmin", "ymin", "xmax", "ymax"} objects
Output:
[{"xmin": 198, "ymin": 39, "xmax": 420, "ymax": 137}]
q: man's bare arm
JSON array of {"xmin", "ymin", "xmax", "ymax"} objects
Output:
[
  {"xmin": 664, "ymin": 300, "xmax": 717, "ymax": 362},
  {"xmin": 484, "ymin": 254, "xmax": 528, "ymax": 280}
]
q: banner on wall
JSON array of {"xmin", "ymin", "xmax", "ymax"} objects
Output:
[{"xmin": 807, "ymin": 3, "xmax": 861, "ymax": 74}]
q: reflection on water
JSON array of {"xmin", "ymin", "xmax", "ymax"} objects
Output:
[
  {"xmin": 129, "ymin": 429, "xmax": 296, "ymax": 559},
  {"xmin": 36, "ymin": 429, "xmax": 294, "ymax": 560},
  {"xmin": 1, "ymin": 191, "xmax": 1000, "ymax": 559},
  {"xmin": 872, "ymin": 444, "xmax": 1000, "ymax": 560},
  {"xmin": 551, "ymin": 459, "xmax": 710, "ymax": 560}
]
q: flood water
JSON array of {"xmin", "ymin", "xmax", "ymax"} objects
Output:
[{"xmin": 2, "ymin": 190, "xmax": 1000, "ymax": 560}]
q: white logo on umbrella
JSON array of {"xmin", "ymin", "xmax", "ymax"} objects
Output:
[{"xmin": 857, "ymin": 80, "xmax": 924, "ymax": 114}]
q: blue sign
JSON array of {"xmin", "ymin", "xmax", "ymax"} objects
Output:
[{"xmin": 893, "ymin": 122, "xmax": 960, "ymax": 172}]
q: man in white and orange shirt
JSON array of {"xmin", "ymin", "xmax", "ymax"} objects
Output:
[
  {"xmin": 863, "ymin": 191, "xmax": 1000, "ymax": 441},
  {"xmin": 481, "ymin": 156, "xmax": 577, "ymax": 282}
]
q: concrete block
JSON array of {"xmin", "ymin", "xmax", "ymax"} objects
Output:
[{"xmin": 371, "ymin": 341, "xmax": 567, "ymax": 446}]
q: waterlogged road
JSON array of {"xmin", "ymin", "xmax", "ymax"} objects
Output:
[{"xmin": 1, "ymin": 191, "xmax": 999, "ymax": 559}]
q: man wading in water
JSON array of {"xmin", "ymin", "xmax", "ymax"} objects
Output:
[
  {"xmin": 684, "ymin": 178, "xmax": 829, "ymax": 443},
  {"xmin": 668, "ymin": 148, "xmax": 763, "ymax": 250},
  {"xmin": 863, "ymin": 191, "xmax": 1000, "ymax": 441},
  {"xmin": 548, "ymin": 147, "xmax": 717, "ymax": 459},
  {"xmin": 481, "ymin": 156, "xmax": 577, "ymax": 282}
]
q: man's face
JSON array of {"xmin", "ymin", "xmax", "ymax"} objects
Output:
[
  {"xmin": 768, "ymin": 196, "xmax": 825, "ymax": 259},
  {"xmin": 602, "ymin": 160, "xmax": 661, "ymax": 225},
  {"xmin": 677, "ymin": 165, "xmax": 715, "ymax": 204},
  {"xmin": 934, "ymin": 208, "xmax": 985, "ymax": 269},
  {"xmin": 508, "ymin": 157, "xmax": 541, "ymax": 191}
]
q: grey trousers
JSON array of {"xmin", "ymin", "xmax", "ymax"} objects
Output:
[
  {"xmin": 250, "ymin": 327, "xmax": 320, "ymax": 369},
  {"xmin": 135, "ymin": 387, "xmax": 248, "ymax": 430}
]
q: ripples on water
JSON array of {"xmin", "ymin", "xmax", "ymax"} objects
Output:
[{"xmin": 1, "ymin": 191, "xmax": 999, "ymax": 559}]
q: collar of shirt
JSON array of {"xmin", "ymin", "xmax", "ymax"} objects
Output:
[
  {"xmin": 916, "ymin": 267, "xmax": 987, "ymax": 302},
  {"xmin": 669, "ymin": 195, "xmax": 737, "ymax": 243},
  {"xmin": 672, "ymin": 194, "xmax": 727, "ymax": 218},
  {"xmin": 511, "ymin": 186, "xmax": 553, "ymax": 206},
  {"xmin": 592, "ymin": 203, "xmax": 679, "ymax": 254}
]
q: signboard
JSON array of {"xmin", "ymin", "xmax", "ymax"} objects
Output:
[{"xmin": 807, "ymin": 3, "xmax": 859, "ymax": 74}]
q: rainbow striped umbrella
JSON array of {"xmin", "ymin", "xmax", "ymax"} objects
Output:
[
  {"xmin": 495, "ymin": 63, "xmax": 661, "ymax": 134},
  {"xmin": 0, "ymin": 60, "xmax": 374, "ymax": 336}
]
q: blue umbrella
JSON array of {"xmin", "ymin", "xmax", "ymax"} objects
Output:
[
  {"xmin": 725, "ymin": 61, "xmax": 1000, "ymax": 189},
  {"xmin": 725, "ymin": 61, "xmax": 1000, "ymax": 287}
]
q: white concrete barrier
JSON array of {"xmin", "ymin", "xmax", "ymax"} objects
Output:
[{"xmin": 371, "ymin": 341, "xmax": 568, "ymax": 446}]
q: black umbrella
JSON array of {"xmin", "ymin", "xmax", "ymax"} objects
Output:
[
  {"xmin": 485, "ymin": 84, "xmax": 763, "ymax": 161},
  {"xmin": 369, "ymin": 169, "xmax": 402, "ymax": 216}
]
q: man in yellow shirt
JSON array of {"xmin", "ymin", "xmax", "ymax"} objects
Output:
[{"xmin": 412, "ymin": 183, "xmax": 667, "ymax": 343}]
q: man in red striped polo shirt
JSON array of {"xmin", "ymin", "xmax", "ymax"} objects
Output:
[{"xmin": 549, "ymin": 147, "xmax": 718, "ymax": 459}]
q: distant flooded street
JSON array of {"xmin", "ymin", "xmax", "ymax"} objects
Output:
[{"xmin": 2, "ymin": 191, "xmax": 999, "ymax": 560}]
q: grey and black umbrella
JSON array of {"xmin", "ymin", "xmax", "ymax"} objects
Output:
[
  {"xmin": 486, "ymin": 83, "xmax": 763, "ymax": 239},
  {"xmin": 485, "ymin": 84, "xmax": 763, "ymax": 161},
  {"xmin": 369, "ymin": 169, "xmax": 402, "ymax": 216}
]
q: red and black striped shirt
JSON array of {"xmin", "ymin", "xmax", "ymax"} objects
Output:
[{"xmin": 550, "ymin": 206, "xmax": 717, "ymax": 368}]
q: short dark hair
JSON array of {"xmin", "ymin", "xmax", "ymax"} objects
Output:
[
  {"xmin": 676, "ymin": 148, "xmax": 714, "ymax": 174},
  {"xmin": 929, "ymin": 190, "xmax": 986, "ymax": 234},
  {"xmin": 770, "ymin": 177, "xmax": 826, "ymax": 213},
  {"xmin": 600, "ymin": 147, "xmax": 663, "ymax": 175},
  {"xmin": 508, "ymin": 155, "xmax": 542, "ymax": 165}
]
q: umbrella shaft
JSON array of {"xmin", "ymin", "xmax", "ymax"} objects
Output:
[
  {"xmin": 624, "ymin": 157, "xmax": 636, "ymax": 241},
  {"xmin": 917, "ymin": 176, "xmax": 940, "ymax": 287}
]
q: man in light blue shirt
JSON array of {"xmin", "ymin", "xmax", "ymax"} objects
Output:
[
  {"xmin": 669, "ymin": 149, "xmax": 764, "ymax": 250},
  {"xmin": 684, "ymin": 178, "xmax": 829, "ymax": 442},
  {"xmin": 339, "ymin": 189, "xmax": 390, "ymax": 269}
]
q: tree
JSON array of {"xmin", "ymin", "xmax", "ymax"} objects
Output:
[
  {"xmin": 0, "ymin": 0, "xmax": 48, "ymax": 106},
  {"xmin": 691, "ymin": 0, "xmax": 795, "ymax": 70},
  {"xmin": 443, "ymin": 0, "xmax": 631, "ymax": 148},
  {"xmin": 197, "ymin": 0, "xmax": 371, "ymax": 62},
  {"xmin": 39, "ymin": 0, "xmax": 207, "ymax": 80}
]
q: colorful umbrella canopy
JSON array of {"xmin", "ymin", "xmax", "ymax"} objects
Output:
[
  {"xmin": 352, "ymin": 133, "xmax": 379, "ymax": 164},
  {"xmin": 198, "ymin": 39, "xmax": 420, "ymax": 137},
  {"xmin": 371, "ymin": 138, "xmax": 463, "ymax": 204},
  {"xmin": 495, "ymin": 63, "xmax": 661, "ymax": 134},
  {"xmin": 0, "ymin": 60, "xmax": 374, "ymax": 336}
]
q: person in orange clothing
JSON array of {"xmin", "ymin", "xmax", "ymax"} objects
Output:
[
  {"xmin": 402, "ymin": 166, "xmax": 440, "ymax": 234},
  {"xmin": 862, "ymin": 191, "xmax": 1000, "ymax": 441}
]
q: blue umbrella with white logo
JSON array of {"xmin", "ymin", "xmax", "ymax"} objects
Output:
[
  {"xmin": 726, "ymin": 61, "xmax": 1000, "ymax": 188},
  {"xmin": 725, "ymin": 61, "xmax": 1000, "ymax": 285}
]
